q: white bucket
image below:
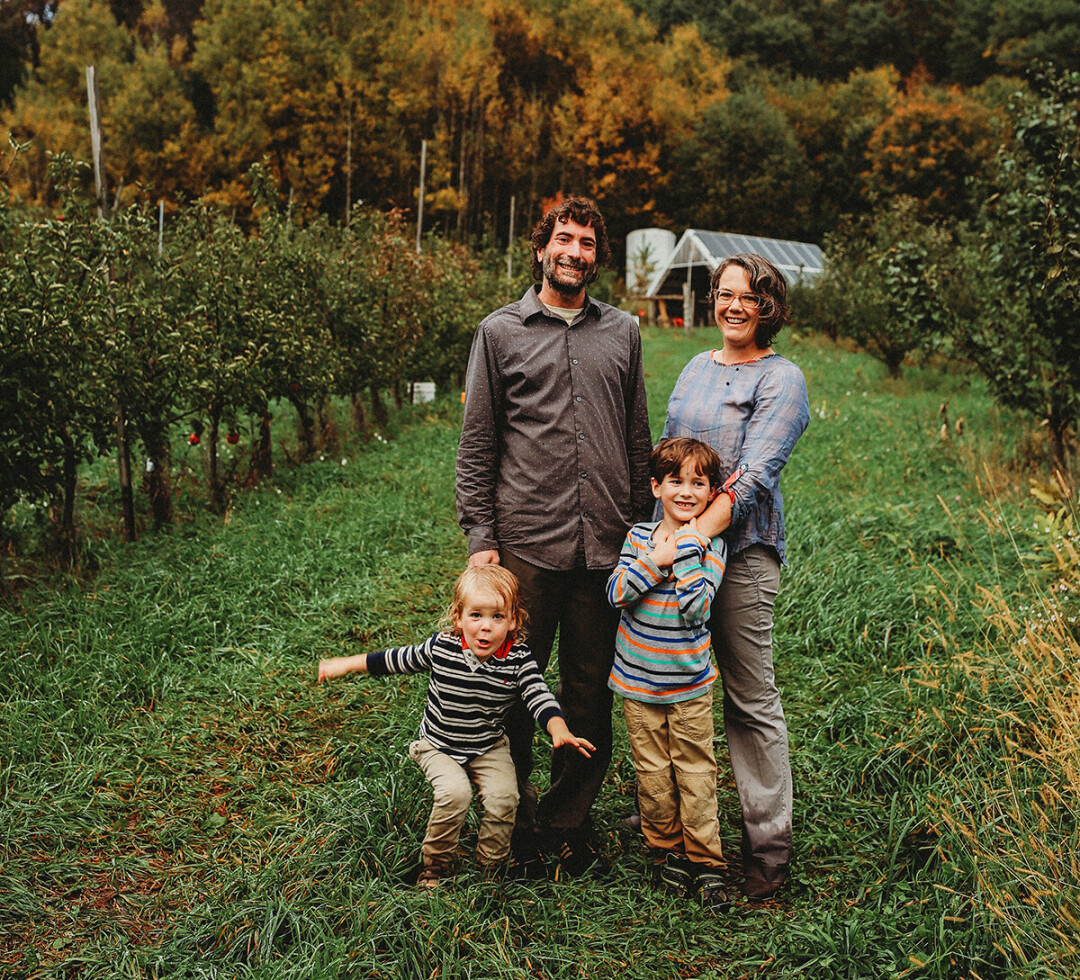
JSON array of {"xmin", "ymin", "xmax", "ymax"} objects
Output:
[{"xmin": 412, "ymin": 381, "xmax": 436, "ymax": 404}]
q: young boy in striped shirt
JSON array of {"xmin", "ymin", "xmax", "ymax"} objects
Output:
[
  {"xmin": 607, "ymin": 437, "xmax": 730, "ymax": 909},
  {"xmin": 317, "ymin": 565, "xmax": 593, "ymax": 887}
]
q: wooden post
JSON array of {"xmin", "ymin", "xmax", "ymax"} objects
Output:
[
  {"xmin": 86, "ymin": 64, "xmax": 136, "ymax": 542},
  {"xmin": 506, "ymin": 193, "xmax": 515, "ymax": 285},
  {"xmin": 416, "ymin": 139, "xmax": 427, "ymax": 254},
  {"xmin": 345, "ymin": 99, "xmax": 353, "ymax": 225},
  {"xmin": 158, "ymin": 198, "xmax": 164, "ymax": 256}
]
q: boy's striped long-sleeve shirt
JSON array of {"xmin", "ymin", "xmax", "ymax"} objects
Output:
[
  {"xmin": 606, "ymin": 522, "xmax": 726, "ymax": 704},
  {"xmin": 367, "ymin": 632, "xmax": 563, "ymax": 763}
]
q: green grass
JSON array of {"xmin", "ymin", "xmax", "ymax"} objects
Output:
[{"xmin": 1, "ymin": 328, "xmax": 1074, "ymax": 978}]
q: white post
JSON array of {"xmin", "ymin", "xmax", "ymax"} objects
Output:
[
  {"xmin": 158, "ymin": 199, "xmax": 164, "ymax": 256},
  {"xmin": 86, "ymin": 64, "xmax": 135, "ymax": 541},
  {"xmin": 85, "ymin": 66, "xmax": 109, "ymax": 220},
  {"xmin": 416, "ymin": 139, "xmax": 427, "ymax": 254}
]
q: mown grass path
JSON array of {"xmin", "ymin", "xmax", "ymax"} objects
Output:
[{"xmin": 1, "ymin": 329, "xmax": 1044, "ymax": 978}]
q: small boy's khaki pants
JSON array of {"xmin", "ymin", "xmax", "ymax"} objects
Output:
[
  {"xmin": 624, "ymin": 691, "xmax": 725, "ymax": 867},
  {"xmin": 408, "ymin": 735, "xmax": 519, "ymax": 869}
]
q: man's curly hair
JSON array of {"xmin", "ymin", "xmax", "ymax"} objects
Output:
[{"xmin": 530, "ymin": 196, "xmax": 611, "ymax": 284}]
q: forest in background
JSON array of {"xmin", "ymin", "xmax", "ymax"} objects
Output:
[
  {"xmin": 2, "ymin": 0, "xmax": 1079, "ymax": 565},
  {"xmin": 2, "ymin": 0, "xmax": 1072, "ymax": 246}
]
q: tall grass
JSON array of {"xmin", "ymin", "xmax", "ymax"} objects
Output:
[
  {"xmin": 908, "ymin": 479, "xmax": 1080, "ymax": 978},
  {"xmin": 1, "ymin": 328, "xmax": 1074, "ymax": 978}
]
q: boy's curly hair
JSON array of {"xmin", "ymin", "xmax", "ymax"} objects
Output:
[{"xmin": 440, "ymin": 565, "xmax": 529, "ymax": 643}]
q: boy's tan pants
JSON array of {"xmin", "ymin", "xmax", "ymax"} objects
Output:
[
  {"xmin": 408, "ymin": 735, "xmax": 519, "ymax": 869},
  {"xmin": 624, "ymin": 691, "xmax": 725, "ymax": 867}
]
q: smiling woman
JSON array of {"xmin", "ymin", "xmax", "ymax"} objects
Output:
[{"xmin": 659, "ymin": 251, "xmax": 810, "ymax": 901}]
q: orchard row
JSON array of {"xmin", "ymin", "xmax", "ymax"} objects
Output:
[{"xmin": 1, "ymin": 158, "xmax": 521, "ymax": 567}]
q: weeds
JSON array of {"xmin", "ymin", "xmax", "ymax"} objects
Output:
[{"xmin": 1, "ymin": 331, "xmax": 1074, "ymax": 977}]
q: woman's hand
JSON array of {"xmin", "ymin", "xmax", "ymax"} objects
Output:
[{"xmin": 694, "ymin": 492, "xmax": 732, "ymax": 540}]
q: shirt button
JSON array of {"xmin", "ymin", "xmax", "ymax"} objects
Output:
[
  {"xmin": 578, "ymin": 433, "xmax": 585, "ymax": 440},
  {"xmin": 575, "ymin": 396, "xmax": 582, "ymax": 402},
  {"xmin": 581, "ymin": 472, "xmax": 587, "ymax": 479},
  {"xmin": 572, "ymin": 358, "xmax": 579, "ymax": 365}
]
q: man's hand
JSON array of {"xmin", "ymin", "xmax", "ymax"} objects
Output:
[{"xmin": 469, "ymin": 549, "xmax": 501, "ymax": 566}]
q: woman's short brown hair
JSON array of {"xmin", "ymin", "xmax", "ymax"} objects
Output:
[{"xmin": 709, "ymin": 252, "xmax": 791, "ymax": 349}]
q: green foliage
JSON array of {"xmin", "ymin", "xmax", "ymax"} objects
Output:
[
  {"xmin": 815, "ymin": 197, "xmax": 957, "ymax": 378},
  {"xmin": 668, "ymin": 87, "xmax": 814, "ymax": 239},
  {"xmin": 988, "ymin": 0, "xmax": 1080, "ymax": 74},
  {"xmin": 0, "ymin": 155, "xmax": 114, "ymax": 554},
  {"xmin": 951, "ymin": 65, "xmax": 1080, "ymax": 471},
  {"xmin": 0, "ymin": 165, "xmax": 518, "ymax": 561}
]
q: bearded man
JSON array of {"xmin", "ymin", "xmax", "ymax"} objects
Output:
[{"xmin": 456, "ymin": 196, "xmax": 652, "ymax": 876}]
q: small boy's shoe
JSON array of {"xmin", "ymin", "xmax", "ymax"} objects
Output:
[
  {"xmin": 504, "ymin": 851, "xmax": 548, "ymax": 881},
  {"xmin": 416, "ymin": 864, "xmax": 446, "ymax": 888},
  {"xmin": 695, "ymin": 870, "xmax": 732, "ymax": 911},
  {"xmin": 658, "ymin": 852, "xmax": 694, "ymax": 899},
  {"xmin": 550, "ymin": 830, "xmax": 609, "ymax": 879},
  {"xmin": 507, "ymin": 828, "xmax": 549, "ymax": 880}
]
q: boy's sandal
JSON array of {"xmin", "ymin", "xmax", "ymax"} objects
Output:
[
  {"xmin": 417, "ymin": 866, "xmax": 443, "ymax": 888},
  {"xmin": 658, "ymin": 853, "xmax": 694, "ymax": 899},
  {"xmin": 695, "ymin": 871, "xmax": 732, "ymax": 911}
]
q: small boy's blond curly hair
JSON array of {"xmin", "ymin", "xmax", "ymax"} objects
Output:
[{"xmin": 440, "ymin": 564, "xmax": 529, "ymax": 644}]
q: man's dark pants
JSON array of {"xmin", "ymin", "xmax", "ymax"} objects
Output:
[{"xmin": 500, "ymin": 552, "xmax": 620, "ymax": 836}]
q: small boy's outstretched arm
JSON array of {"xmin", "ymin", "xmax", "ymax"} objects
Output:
[
  {"xmin": 317, "ymin": 653, "xmax": 368, "ymax": 684},
  {"xmin": 545, "ymin": 717, "xmax": 596, "ymax": 758}
]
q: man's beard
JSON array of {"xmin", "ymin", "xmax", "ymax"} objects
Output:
[{"xmin": 542, "ymin": 252, "xmax": 594, "ymax": 297}]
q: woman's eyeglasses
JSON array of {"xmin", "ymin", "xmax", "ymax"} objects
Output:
[{"xmin": 713, "ymin": 290, "xmax": 762, "ymax": 310}]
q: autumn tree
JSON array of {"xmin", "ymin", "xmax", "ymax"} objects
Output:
[
  {"xmin": 666, "ymin": 87, "xmax": 813, "ymax": 239},
  {"xmin": 863, "ymin": 75, "xmax": 1000, "ymax": 221},
  {"xmin": 765, "ymin": 66, "xmax": 899, "ymax": 235},
  {"xmin": 2, "ymin": 0, "xmax": 133, "ymax": 202}
]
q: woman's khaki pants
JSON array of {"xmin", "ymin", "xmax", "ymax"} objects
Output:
[{"xmin": 710, "ymin": 544, "xmax": 792, "ymax": 886}]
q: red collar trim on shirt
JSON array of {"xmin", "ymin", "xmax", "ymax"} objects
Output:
[
  {"xmin": 460, "ymin": 635, "xmax": 513, "ymax": 661},
  {"xmin": 710, "ymin": 349, "xmax": 776, "ymax": 366}
]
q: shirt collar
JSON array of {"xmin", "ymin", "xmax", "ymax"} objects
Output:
[
  {"xmin": 520, "ymin": 284, "xmax": 601, "ymax": 325},
  {"xmin": 459, "ymin": 634, "xmax": 513, "ymax": 668}
]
